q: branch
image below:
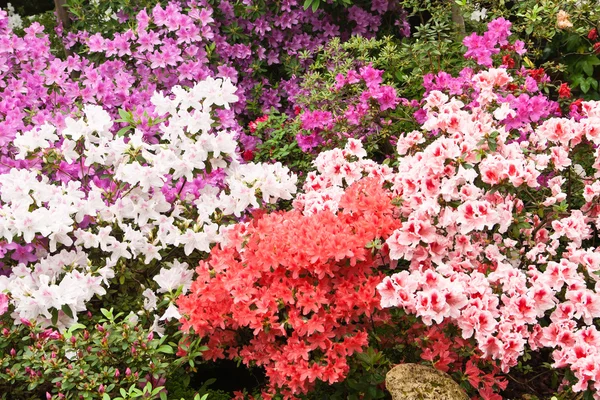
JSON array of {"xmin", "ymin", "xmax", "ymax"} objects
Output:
[{"xmin": 54, "ymin": 0, "xmax": 70, "ymax": 29}]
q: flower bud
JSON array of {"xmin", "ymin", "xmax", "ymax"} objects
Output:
[
  {"xmin": 46, "ymin": 392, "xmax": 52, "ymax": 400},
  {"xmin": 125, "ymin": 367, "xmax": 131, "ymax": 377},
  {"xmin": 114, "ymin": 369, "xmax": 120, "ymax": 378},
  {"xmin": 9, "ymin": 348, "xmax": 15, "ymax": 357}
]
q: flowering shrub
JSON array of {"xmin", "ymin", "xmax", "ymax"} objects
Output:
[
  {"xmin": 376, "ymin": 68, "xmax": 600, "ymax": 397},
  {"xmin": 180, "ymin": 18, "xmax": 600, "ymax": 399},
  {"xmin": 253, "ymin": 62, "xmax": 408, "ymax": 176},
  {"xmin": 59, "ymin": 0, "xmax": 410, "ymax": 120},
  {"xmin": 177, "ymin": 140, "xmax": 401, "ymax": 398},
  {"xmin": 0, "ymin": 307, "xmax": 209, "ymax": 399},
  {"xmin": 6, "ymin": 0, "xmax": 600, "ymax": 397},
  {"xmin": 0, "ymin": 76, "xmax": 296, "ymax": 327},
  {"xmin": 457, "ymin": 0, "xmax": 600, "ymax": 99},
  {"xmin": 0, "ymin": 74, "xmax": 297, "ymax": 397}
]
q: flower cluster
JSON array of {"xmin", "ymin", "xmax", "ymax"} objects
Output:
[
  {"xmin": 63, "ymin": 0, "xmax": 408, "ymax": 119},
  {"xmin": 463, "ymin": 18, "xmax": 526, "ymax": 67},
  {"xmin": 421, "ymin": 63, "xmax": 558, "ymax": 132},
  {"xmin": 0, "ymin": 77, "xmax": 296, "ymax": 331},
  {"xmin": 178, "ymin": 142, "xmax": 399, "ymax": 397},
  {"xmin": 294, "ymin": 64, "xmax": 403, "ymax": 152},
  {"xmin": 376, "ymin": 71, "xmax": 600, "ymax": 397}
]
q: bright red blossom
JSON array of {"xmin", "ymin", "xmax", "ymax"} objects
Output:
[
  {"xmin": 178, "ymin": 178, "xmax": 400, "ymax": 398},
  {"xmin": 558, "ymin": 83, "xmax": 571, "ymax": 99}
]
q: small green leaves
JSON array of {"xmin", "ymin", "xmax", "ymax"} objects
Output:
[
  {"xmin": 116, "ymin": 109, "xmax": 134, "ymax": 124},
  {"xmin": 157, "ymin": 345, "xmax": 174, "ymax": 354},
  {"xmin": 100, "ymin": 308, "xmax": 114, "ymax": 321},
  {"xmin": 61, "ymin": 304, "xmax": 74, "ymax": 319}
]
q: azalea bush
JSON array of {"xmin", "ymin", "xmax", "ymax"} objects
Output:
[
  {"xmin": 457, "ymin": 0, "xmax": 600, "ymax": 99},
  {"xmin": 252, "ymin": 62, "xmax": 409, "ymax": 178},
  {"xmin": 0, "ymin": 307, "xmax": 209, "ymax": 400},
  {"xmin": 59, "ymin": 0, "xmax": 411, "ymax": 120},
  {"xmin": 5, "ymin": 0, "xmax": 600, "ymax": 399},
  {"xmin": 376, "ymin": 79, "xmax": 600, "ymax": 398},
  {"xmin": 179, "ymin": 17, "xmax": 600, "ymax": 400},
  {"xmin": 0, "ymin": 71, "xmax": 297, "ymax": 398},
  {"xmin": 252, "ymin": 31, "xmax": 467, "ymax": 178}
]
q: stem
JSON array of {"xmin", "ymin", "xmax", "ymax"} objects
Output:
[
  {"xmin": 451, "ymin": 4, "xmax": 466, "ymax": 37},
  {"xmin": 54, "ymin": 0, "xmax": 72, "ymax": 58},
  {"xmin": 176, "ymin": 178, "xmax": 188, "ymax": 200}
]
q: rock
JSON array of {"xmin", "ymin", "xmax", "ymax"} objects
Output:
[{"xmin": 385, "ymin": 363, "xmax": 469, "ymax": 400}]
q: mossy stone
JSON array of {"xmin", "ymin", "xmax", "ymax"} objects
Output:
[{"xmin": 385, "ymin": 363, "xmax": 469, "ymax": 400}]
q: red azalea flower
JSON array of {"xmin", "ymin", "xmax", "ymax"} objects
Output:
[
  {"xmin": 558, "ymin": 83, "xmax": 571, "ymax": 99},
  {"xmin": 501, "ymin": 55, "xmax": 515, "ymax": 69},
  {"xmin": 588, "ymin": 28, "xmax": 598, "ymax": 41},
  {"xmin": 248, "ymin": 121, "xmax": 257, "ymax": 133},
  {"xmin": 249, "ymin": 115, "xmax": 269, "ymax": 133},
  {"xmin": 594, "ymin": 42, "xmax": 600, "ymax": 54},
  {"xmin": 528, "ymin": 68, "xmax": 545, "ymax": 82},
  {"xmin": 242, "ymin": 149, "xmax": 254, "ymax": 161},
  {"xmin": 570, "ymin": 98, "xmax": 583, "ymax": 114},
  {"xmin": 506, "ymin": 83, "xmax": 518, "ymax": 91}
]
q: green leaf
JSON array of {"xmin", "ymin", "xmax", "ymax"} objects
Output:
[
  {"xmin": 302, "ymin": 0, "xmax": 312, "ymax": 9},
  {"xmin": 117, "ymin": 126, "xmax": 131, "ymax": 137},
  {"xmin": 118, "ymin": 109, "xmax": 133, "ymax": 123},
  {"xmin": 51, "ymin": 308, "xmax": 59, "ymax": 326},
  {"xmin": 68, "ymin": 323, "xmax": 86, "ymax": 334},
  {"xmin": 581, "ymin": 79, "xmax": 591, "ymax": 93},
  {"xmin": 100, "ymin": 308, "xmax": 113, "ymax": 320},
  {"xmin": 61, "ymin": 304, "xmax": 74, "ymax": 319},
  {"xmin": 103, "ymin": 394, "xmax": 111, "ymax": 400},
  {"xmin": 157, "ymin": 345, "xmax": 174, "ymax": 354},
  {"xmin": 311, "ymin": 0, "xmax": 319, "ymax": 12},
  {"xmin": 151, "ymin": 386, "xmax": 165, "ymax": 395}
]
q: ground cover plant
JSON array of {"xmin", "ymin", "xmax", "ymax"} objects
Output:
[{"xmin": 2, "ymin": 2, "xmax": 600, "ymax": 400}]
